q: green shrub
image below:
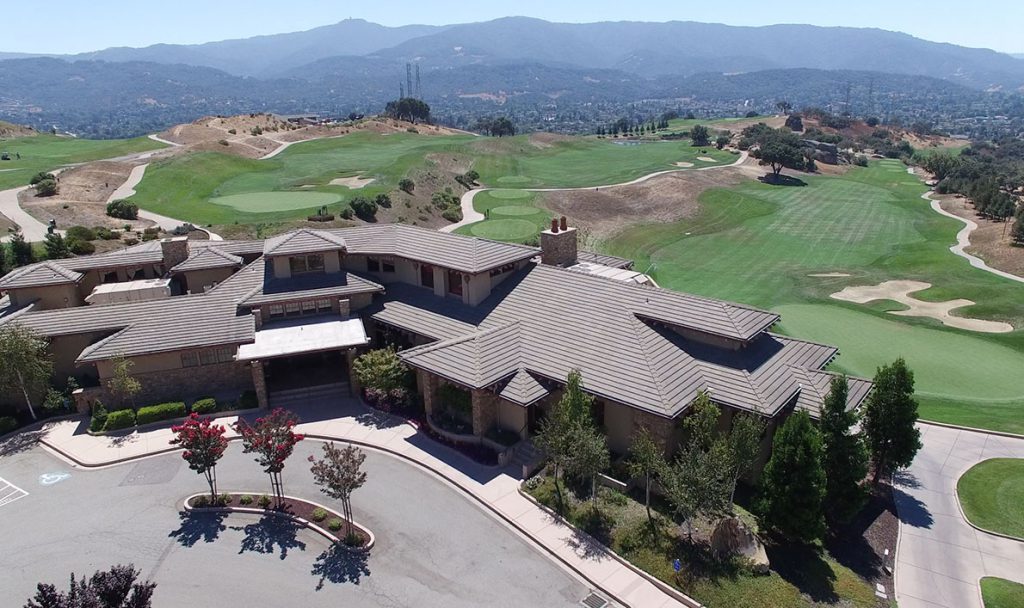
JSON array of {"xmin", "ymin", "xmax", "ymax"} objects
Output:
[
  {"xmin": 340, "ymin": 208, "xmax": 354, "ymax": 220},
  {"xmin": 135, "ymin": 401, "xmax": 185, "ymax": 425},
  {"xmin": 0, "ymin": 416, "xmax": 17, "ymax": 435},
  {"xmin": 350, "ymin": 196, "xmax": 378, "ymax": 220},
  {"xmin": 399, "ymin": 178, "xmax": 415, "ymax": 193},
  {"xmin": 106, "ymin": 199, "xmax": 138, "ymax": 220},
  {"xmin": 441, "ymin": 206, "xmax": 463, "ymax": 223},
  {"xmin": 327, "ymin": 518, "xmax": 343, "ymax": 532},
  {"xmin": 311, "ymin": 507, "xmax": 328, "ymax": 522},
  {"xmin": 66, "ymin": 226, "xmax": 96, "ymax": 242},
  {"xmin": 123, "ymin": 237, "xmax": 139, "ymax": 246},
  {"xmin": 30, "ymin": 171, "xmax": 55, "ymax": 185},
  {"xmin": 344, "ymin": 532, "xmax": 362, "ymax": 547},
  {"xmin": 238, "ymin": 390, "xmax": 259, "ymax": 410},
  {"xmin": 239, "ymin": 494, "xmax": 253, "ymax": 505},
  {"xmin": 192, "ymin": 495, "xmax": 210, "ymax": 508},
  {"xmin": 89, "ymin": 401, "xmax": 109, "ymax": 433},
  {"xmin": 190, "ymin": 397, "xmax": 218, "ymax": 414},
  {"xmin": 103, "ymin": 408, "xmax": 136, "ymax": 431},
  {"xmin": 218, "ymin": 493, "xmax": 231, "ymax": 506},
  {"xmin": 258, "ymin": 495, "xmax": 272, "ymax": 508},
  {"xmin": 68, "ymin": 238, "xmax": 96, "ymax": 255},
  {"xmin": 35, "ymin": 178, "xmax": 58, "ymax": 197}
]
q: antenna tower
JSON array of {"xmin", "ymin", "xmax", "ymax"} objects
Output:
[
  {"xmin": 406, "ymin": 63, "xmax": 413, "ymax": 100},
  {"xmin": 415, "ymin": 63, "xmax": 422, "ymax": 99}
]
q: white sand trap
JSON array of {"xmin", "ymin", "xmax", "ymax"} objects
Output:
[
  {"xmin": 831, "ymin": 280, "xmax": 1013, "ymax": 333},
  {"xmin": 697, "ymin": 156, "xmax": 716, "ymax": 162},
  {"xmin": 299, "ymin": 184, "xmax": 315, "ymax": 189},
  {"xmin": 674, "ymin": 162, "xmax": 695, "ymax": 168},
  {"xmin": 329, "ymin": 175, "xmax": 375, "ymax": 189},
  {"xmin": 809, "ymin": 272, "xmax": 852, "ymax": 277}
]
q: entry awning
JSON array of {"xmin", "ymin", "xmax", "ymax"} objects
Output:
[{"xmin": 237, "ymin": 317, "xmax": 369, "ymax": 361}]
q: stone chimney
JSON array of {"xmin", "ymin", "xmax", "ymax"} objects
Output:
[
  {"xmin": 540, "ymin": 216, "xmax": 577, "ymax": 267},
  {"xmin": 160, "ymin": 236, "xmax": 190, "ymax": 271}
]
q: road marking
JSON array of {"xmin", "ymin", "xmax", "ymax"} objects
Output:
[
  {"xmin": 39, "ymin": 472, "xmax": 71, "ymax": 486},
  {"xmin": 0, "ymin": 476, "xmax": 29, "ymax": 507}
]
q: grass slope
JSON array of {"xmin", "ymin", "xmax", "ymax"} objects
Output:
[
  {"xmin": 0, "ymin": 135, "xmax": 165, "ymax": 190},
  {"xmin": 957, "ymin": 459, "xmax": 1024, "ymax": 539},
  {"xmin": 982, "ymin": 578, "xmax": 1024, "ymax": 608},
  {"xmin": 605, "ymin": 160, "xmax": 1024, "ymax": 433}
]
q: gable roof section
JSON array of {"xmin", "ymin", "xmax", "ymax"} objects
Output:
[
  {"xmin": 499, "ymin": 369, "xmax": 550, "ymax": 406},
  {"xmin": 0, "ymin": 261, "xmax": 83, "ymax": 289},
  {"xmin": 171, "ymin": 246, "xmax": 243, "ymax": 273},
  {"xmin": 238, "ymin": 261, "xmax": 384, "ymax": 307},
  {"xmin": 263, "ymin": 228, "xmax": 347, "ymax": 257}
]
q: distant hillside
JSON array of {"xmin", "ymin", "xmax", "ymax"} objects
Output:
[{"xmin": 72, "ymin": 19, "xmax": 445, "ymax": 78}]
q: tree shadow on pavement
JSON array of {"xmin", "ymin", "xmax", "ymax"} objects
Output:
[
  {"xmin": 233, "ymin": 513, "xmax": 307, "ymax": 559},
  {"xmin": 168, "ymin": 511, "xmax": 228, "ymax": 547},
  {"xmin": 891, "ymin": 485, "xmax": 933, "ymax": 530},
  {"xmin": 311, "ymin": 545, "xmax": 371, "ymax": 590},
  {"xmin": 0, "ymin": 429, "xmax": 45, "ymax": 457}
]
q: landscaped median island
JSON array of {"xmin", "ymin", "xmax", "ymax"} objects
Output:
[
  {"xmin": 981, "ymin": 577, "xmax": 1024, "ymax": 608},
  {"xmin": 956, "ymin": 458, "xmax": 1024, "ymax": 539}
]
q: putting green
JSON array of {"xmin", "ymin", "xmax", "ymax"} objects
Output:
[
  {"xmin": 489, "ymin": 189, "xmax": 532, "ymax": 199},
  {"xmin": 496, "ymin": 175, "xmax": 534, "ymax": 185},
  {"xmin": 209, "ymin": 191, "xmax": 340, "ymax": 212},
  {"xmin": 775, "ymin": 304, "xmax": 1024, "ymax": 403},
  {"xmin": 958, "ymin": 459, "xmax": 1024, "ymax": 539},
  {"xmin": 470, "ymin": 219, "xmax": 538, "ymax": 241},
  {"xmin": 492, "ymin": 206, "xmax": 540, "ymax": 217}
]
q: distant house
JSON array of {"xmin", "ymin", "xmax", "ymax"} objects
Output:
[
  {"xmin": 0, "ymin": 222, "xmax": 870, "ymax": 462},
  {"xmin": 272, "ymin": 113, "xmax": 320, "ymax": 126}
]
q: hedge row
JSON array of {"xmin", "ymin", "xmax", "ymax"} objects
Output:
[
  {"xmin": 136, "ymin": 402, "xmax": 186, "ymax": 425},
  {"xmin": 104, "ymin": 409, "xmax": 136, "ymax": 431},
  {"xmin": 88, "ymin": 391, "xmax": 262, "ymax": 433}
]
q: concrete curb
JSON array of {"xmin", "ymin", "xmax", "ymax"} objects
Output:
[
  {"xmin": 952, "ymin": 462, "xmax": 1024, "ymax": 543},
  {"xmin": 182, "ymin": 491, "xmax": 375, "ymax": 551},
  {"xmin": 516, "ymin": 484, "xmax": 704, "ymax": 608},
  {"xmin": 919, "ymin": 419, "xmax": 1024, "ymax": 441}
]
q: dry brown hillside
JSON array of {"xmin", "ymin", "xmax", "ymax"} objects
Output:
[{"xmin": 0, "ymin": 121, "xmax": 37, "ymax": 138}]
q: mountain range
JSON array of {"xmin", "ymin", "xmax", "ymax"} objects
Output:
[{"xmin": 1, "ymin": 17, "xmax": 1022, "ymax": 138}]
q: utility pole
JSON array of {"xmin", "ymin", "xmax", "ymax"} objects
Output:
[
  {"xmin": 406, "ymin": 63, "xmax": 413, "ymax": 100},
  {"xmin": 415, "ymin": 63, "xmax": 421, "ymax": 99},
  {"xmin": 844, "ymin": 82, "xmax": 852, "ymax": 116},
  {"xmin": 399, "ymin": 82, "xmax": 404, "ymax": 99}
]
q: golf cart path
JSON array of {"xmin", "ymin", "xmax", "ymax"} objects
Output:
[
  {"xmin": 923, "ymin": 190, "xmax": 1024, "ymax": 284},
  {"xmin": 108, "ymin": 163, "xmax": 222, "ymax": 241},
  {"xmin": 894, "ymin": 423, "xmax": 1024, "ymax": 608},
  {"xmin": 442, "ymin": 150, "xmax": 749, "ymax": 233}
]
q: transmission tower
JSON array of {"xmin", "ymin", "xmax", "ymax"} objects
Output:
[
  {"xmin": 406, "ymin": 63, "xmax": 413, "ymax": 100},
  {"xmin": 843, "ymin": 82, "xmax": 852, "ymax": 116},
  {"xmin": 399, "ymin": 82, "xmax": 404, "ymax": 99},
  {"xmin": 866, "ymin": 78, "xmax": 875, "ymax": 117},
  {"xmin": 415, "ymin": 63, "xmax": 422, "ymax": 99}
]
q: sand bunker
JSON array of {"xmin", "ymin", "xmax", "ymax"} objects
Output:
[
  {"xmin": 329, "ymin": 175, "xmax": 375, "ymax": 189},
  {"xmin": 697, "ymin": 156, "xmax": 717, "ymax": 162},
  {"xmin": 673, "ymin": 161, "xmax": 695, "ymax": 168},
  {"xmin": 809, "ymin": 272, "xmax": 852, "ymax": 277},
  {"xmin": 831, "ymin": 280, "xmax": 1013, "ymax": 333}
]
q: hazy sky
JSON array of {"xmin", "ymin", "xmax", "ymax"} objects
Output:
[{"xmin": 5, "ymin": 0, "xmax": 1022, "ymax": 55}]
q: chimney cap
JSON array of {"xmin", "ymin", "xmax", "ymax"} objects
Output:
[
  {"xmin": 559, "ymin": 216, "xmax": 568, "ymax": 231},
  {"xmin": 550, "ymin": 218, "xmax": 559, "ymax": 233}
]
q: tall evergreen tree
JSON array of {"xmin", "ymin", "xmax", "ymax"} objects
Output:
[
  {"xmin": 864, "ymin": 358, "xmax": 922, "ymax": 484},
  {"xmin": 10, "ymin": 230, "xmax": 33, "ymax": 267},
  {"xmin": 1011, "ymin": 207, "xmax": 1024, "ymax": 246},
  {"xmin": 757, "ymin": 411, "xmax": 826, "ymax": 543},
  {"xmin": 820, "ymin": 376, "xmax": 869, "ymax": 524}
]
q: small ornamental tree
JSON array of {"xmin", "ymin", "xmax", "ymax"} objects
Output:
[
  {"xmin": 626, "ymin": 427, "xmax": 663, "ymax": 522},
  {"xmin": 106, "ymin": 355, "xmax": 141, "ymax": 410},
  {"xmin": 863, "ymin": 358, "xmax": 922, "ymax": 484},
  {"xmin": 235, "ymin": 408, "xmax": 304, "ymax": 507},
  {"xmin": 0, "ymin": 324, "xmax": 53, "ymax": 420},
  {"xmin": 25, "ymin": 563, "xmax": 156, "ymax": 608},
  {"xmin": 690, "ymin": 124, "xmax": 711, "ymax": 147},
  {"xmin": 725, "ymin": 412, "xmax": 765, "ymax": 505},
  {"xmin": 820, "ymin": 375, "xmax": 869, "ymax": 524},
  {"xmin": 170, "ymin": 414, "xmax": 229, "ymax": 502},
  {"xmin": 309, "ymin": 442, "xmax": 367, "ymax": 541},
  {"xmin": 757, "ymin": 411, "xmax": 826, "ymax": 543},
  {"xmin": 352, "ymin": 347, "xmax": 409, "ymax": 393}
]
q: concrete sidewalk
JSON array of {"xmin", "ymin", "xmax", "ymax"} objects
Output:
[
  {"xmin": 894, "ymin": 424, "xmax": 1024, "ymax": 608},
  {"xmin": 30, "ymin": 400, "xmax": 694, "ymax": 608}
]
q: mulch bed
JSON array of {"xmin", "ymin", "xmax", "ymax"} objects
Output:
[
  {"xmin": 187, "ymin": 493, "xmax": 371, "ymax": 548},
  {"xmin": 826, "ymin": 482, "xmax": 899, "ymax": 606}
]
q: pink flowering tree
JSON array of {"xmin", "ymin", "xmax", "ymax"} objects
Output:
[
  {"xmin": 309, "ymin": 442, "xmax": 367, "ymax": 541},
  {"xmin": 170, "ymin": 413, "xmax": 229, "ymax": 502},
  {"xmin": 234, "ymin": 408, "xmax": 304, "ymax": 507}
]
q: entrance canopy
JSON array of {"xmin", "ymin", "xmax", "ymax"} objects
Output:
[{"xmin": 237, "ymin": 317, "xmax": 369, "ymax": 361}]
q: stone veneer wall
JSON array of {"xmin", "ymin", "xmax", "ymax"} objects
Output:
[
  {"xmin": 471, "ymin": 389, "xmax": 500, "ymax": 436},
  {"xmin": 540, "ymin": 227, "xmax": 577, "ymax": 267},
  {"xmin": 100, "ymin": 360, "xmax": 254, "ymax": 406}
]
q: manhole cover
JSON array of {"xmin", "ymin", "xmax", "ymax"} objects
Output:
[{"xmin": 580, "ymin": 592, "xmax": 608, "ymax": 608}]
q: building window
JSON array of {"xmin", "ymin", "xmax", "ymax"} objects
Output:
[
  {"xmin": 367, "ymin": 257, "xmax": 380, "ymax": 272},
  {"xmin": 302, "ymin": 300, "xmax": 317, "ymax": 313},
  {"xmin": 448, "ymin": 270, "xmax": 463, "ymax": 297},
  {"xmin": 382, "ymin": 260, "xmax": 395, "ymax": 273},
  {"xmin": 181, "ymin": 352, "xmax": 199, "ymax": 368},
  {"xmin": 199, "ymin": 350, "xmax": 218, "ymax": 366},
  {"xmin": 489, "ymin": 263, "xmax": 515, "ymax": 278},
  {"xmin": 216, "ymin": 347, "xmax": 235, "ymax": 363},
  {"xmin": 317, "ymin": 298, "xmax": 333, "ymax": 312},
  {"xmin": 289, "ymin": 254, "xmax": 325, "ymax": 275},
  {"xmin": 268, "ymin": 304, "xmax": 285, "ymax": 319},
  {"xmin": 285, "ymin": 301, "xmax": 302, "ymax": 316},
  {"xmin": 420, "ymin": 264, "xmax": 434, "ymax": 289}
]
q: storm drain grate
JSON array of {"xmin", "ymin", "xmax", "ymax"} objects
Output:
[{"xmin": 580, "ymin": 592, "xmax": 609, "ymax": 608}]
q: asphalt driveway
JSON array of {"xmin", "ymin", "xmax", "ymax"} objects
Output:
[
  {"xmin": 894, "ymin": 424, "xmax": 1024, "ymax": 608},
  {"xmin": 0, "ymin": 442, "xmax": 591, "ymax": 607}
]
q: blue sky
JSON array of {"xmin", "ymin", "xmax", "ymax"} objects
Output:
[{"xmin": 5, "ymin": 0, "xmax": 1021, "ymax": 55}]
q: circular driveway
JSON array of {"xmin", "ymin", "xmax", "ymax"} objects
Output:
[{"xmin": 0, "ymin": 442, "xmax": 589, "ymax": 607}]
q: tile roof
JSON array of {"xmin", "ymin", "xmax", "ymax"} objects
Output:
[
  {"xmin": 576, "ymin": 250, "xmax": 634, "ymax": 269},
  {"xmin": 263, "ymin": 229, "xmax": 347, "ymax": 257},
  {"xmin": 171, "ymin": 246, "xmax": 244, "ymax": 273},
  {"xmin": 499, "ymin": 368, "xmax": 550, "ymax": 406},
  {"xmin": 238, "ymin": 261, "xmax": 384, "ymax": 307},
  {"xmin": 0, "ymin": 261, "xmax": 83, "ymax": 289}
]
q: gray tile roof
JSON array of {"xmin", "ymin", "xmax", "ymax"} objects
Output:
[
  {"xmin": 368, "ymin": 282, "xmax": 486, "ymax": 340},
  {"xmin": 62, "ymin": 242, "xmax": 165, "ymax": 271},
  {"xmin": 263, "ymin": 229, "xmax": 347, "ymax": 257},
  {"xmin": 238, "ymin": 262, "xmax": 383, "ymax": 307},
  {"xmin": 499, "ymin": 368, "xmax": 550, "ymax": 406},
  {"xmin": 576, "ymin": 250, "xmax": 634, "ymax": 269},
  {"xmin": 394, "ymin": 263, "xmax": 869, "ymax": 419},
  {"xmin": 171, "ymin": 246, "xmax": 243, "ymax": 273},
  {"xmin": 0, "ymin": 261, "xmax": 83, "ymax": 289},
  {"xmin": 793, "ymin": 369, "xmax": 874, "ymax": 417}
]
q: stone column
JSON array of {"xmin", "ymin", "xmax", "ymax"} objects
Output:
[
  {"xmin": 418, "ymin": 369, "xmax": 438, "ymax": 416},
  {"xmin": 471, "ymin": 388, "xmax": 499, "ymax": 437},
  {"xmin": 633, "ymin": 409, "xmax": 678, "ymax": 457},
  {"xmin": 251, "ymin": 360, "xmax": 269, "ymax": 409}
]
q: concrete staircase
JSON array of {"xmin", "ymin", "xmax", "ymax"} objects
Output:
[
  {"xmin": 268, "ymin": 381, "xmax": 350, "ymax": 409},
  {"xmin": 511, "ymin": 438, "xmax": 543, "ymax": 477}
]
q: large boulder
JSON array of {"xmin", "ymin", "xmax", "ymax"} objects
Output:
[{"xmin": 710, "ymin": 516, "xmax": 770, "ymax": 574}]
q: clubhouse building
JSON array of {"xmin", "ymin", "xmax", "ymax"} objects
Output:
[{"xmin": 0, "ymin": 220, "xmax": 871, "ymax": 459}]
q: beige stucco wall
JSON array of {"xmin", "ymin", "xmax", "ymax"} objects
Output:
[
  {"xmin": 49, "ymin": 332, "xmax": 109, "ymax": 382},
  {"xmin": 496, "ymin": 399, "xmax": 529, "ymax": 438},
  {"xmin": 8, "ymin": 283, "xmax": 81, "ymax": 310},
  {"xmin": 324, "ymin": 251, "xmax": 341, "ymax": 273},
  {"xmin": 670, "ymin": 326, "xmax": 745, "ymax": 351},
  {"xmin": 272, "ymin": 256, "xmax": 290, "ymax": 279},
  {"xmin": 603, "ymin": 399, "xmax": 636, "ymax": 454},
  {"xmin": 183, "ymin": 267, "xmax": 235, "ymax": 293}
]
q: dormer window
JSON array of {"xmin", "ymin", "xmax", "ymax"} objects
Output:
[{"xmin": 289, "ymin": 254, "xmax": 325, "ymax": 275}]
